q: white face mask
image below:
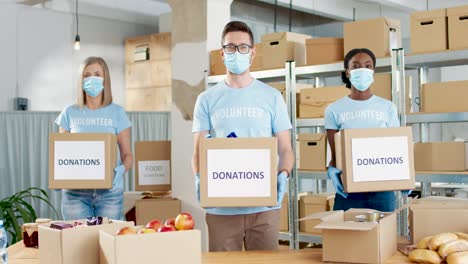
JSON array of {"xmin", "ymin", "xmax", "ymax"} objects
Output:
[{"xmin": 349, "ymin": 68, "xmax": 374, "ymax": 91}]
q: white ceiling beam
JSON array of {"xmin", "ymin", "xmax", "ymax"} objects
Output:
[
  {"xmin": 257, "ymin": 0, "xmax": 355, "ymax": 21},
  {"xmin": 362, "ymin": 0, "xmax": 427, "ymax": 12}
]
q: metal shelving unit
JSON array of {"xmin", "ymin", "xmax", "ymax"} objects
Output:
[{"xmin": 205, "ymin": 48, "xmax": 468, "ymax": 249}]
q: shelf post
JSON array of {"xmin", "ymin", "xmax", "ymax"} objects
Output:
[{"xmin": 418, "ymin": 67, "xmax": 432, "ymax": 198}]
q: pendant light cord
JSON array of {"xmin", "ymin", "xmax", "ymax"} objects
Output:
[{"xmin": 76, "ymin": 0, "xmax": 79, "ymax": 35}]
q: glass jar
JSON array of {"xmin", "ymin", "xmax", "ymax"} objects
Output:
[{"xmin": 22, "ymin": 223, "xmax": 39, "ymax": 248}]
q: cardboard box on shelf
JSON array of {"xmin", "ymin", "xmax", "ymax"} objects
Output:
[
  {"xmin": 251, "ymin": 43, "xmax": 263, "ymax": 71},
  {"xmin": 299, "ymin": 86, "xmax": 349, "ymax": 118},
  {"xmin": 99, "ymin": 228, "xmax": 201, "ymax": 264},
  {"xmin": 306, "ymin": 38, "xmax": 344, "ymax": 65},
  {"xmin": 344, "ymin": 17, "xmax": 401, "ymax": 58},
  {"xmin": 300, "ymin": 208, "xmax": 397, "ymax": 263},
  {"xmin": 135, "ymin": 197, "xmax": 181, "ymax": 226},
  {"xmin": 49, "ymin": 133, "xmax": 117, "ymax": 189},
  {"xmin": 411, "ymin": 9, "xmax": 447, "ymax": 54},
  {"xmin": 334, "ymin": 127, "xmax": 415, "ymax": 193},
  {"xmin": 199, "ymin": 137, "xmax": 277, "ymax": 207},
  {"xmin": 210, "ymin": 49, "xmax": 224, "ymax": 76},
  {"xmin": 410, "ymin": 196, "xmax": 468, "ymax": 243},
  {"xmin": 298, "ymin": 133, "xmax": 327, "ymax": 171},
  {"xmin": 134, "ymin": 141, "xmax": 171, "ymax": 191},
  {"xmin": 299, "ymin": 194, "xmax": 335, "ymax": 235},
  {"xmin": 39, "ymin": 219, "xmax": 133, "ymax": 264},
  {"xmin": 261, "ymin": 32, "xmax": 311, "ymax": 69},
  {"xmin": 448, "ymin": 5, "xmax": 468, "ymax": 50},
  {"xmin": 279, "ymin": 194, "xmax": 288, "ymax": 231},
  {"xmin": 415, "ymin": 142, "xmax": 468, "ymax": 171},
  {"xmin": 421, "ymin": 80, "xmax": 468, "ymax": 113}
]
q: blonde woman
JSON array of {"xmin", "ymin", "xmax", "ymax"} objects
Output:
[{"xmin": 55, "ymin": 56, "xmax": 133, "ymax": 220}]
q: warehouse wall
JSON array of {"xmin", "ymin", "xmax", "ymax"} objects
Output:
[{"xmin": 0, "ymin": 3, "xmax": 158, "ymax": 111}]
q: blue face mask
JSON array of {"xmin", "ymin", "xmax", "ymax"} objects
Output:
[
  {"xmin": 223, "ymin": 52, "xmax": 251, "ymax": 75},
  {"xmin": 82, "ymin": 76, "xmax": 104, "ymax": 97},
  {"xmin": 349, "ymin": 68, "xmax": 374, "ymax": 91}
]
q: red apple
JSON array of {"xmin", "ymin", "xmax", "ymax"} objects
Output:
[
  {"xmin": 115, "ymin": 226, "xmax": 136, "ymax": 236},
  {"xmin": 175, "ymin": 212, "xmax": 194, "ymax": 230},
  {"xmin": 164, "ymin": 217, "xmax": 176, "ymax": 227},
  {"xmin": 145, "ymin": 219, "xmax": 162, "ymax": 231},
  {"xmin": 137, "ymin": 228, "xmax": 157, "ymax": 234},
  {"xmin": 157, "ymin": 224, "xmax": 176, "ymax": 232}
]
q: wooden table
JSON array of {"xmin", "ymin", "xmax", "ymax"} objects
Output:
[{"xmin": 7, "ymin": 241, "xmax": 413, "ymax": 264}]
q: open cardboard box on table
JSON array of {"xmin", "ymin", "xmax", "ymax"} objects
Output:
[
  {"xmin": 199, "ymin": 137, "xmax": 277, "ymax": 207},
  {"xmin": 49, "ymin": 133, "xmax": 117, "ymax": 189},
  {"xmin": 335, "ymin": 127, "xmax": 415, "ymax": 193},
  {"xmin": 39, "ymin": 219, "xmax": 133, "ymax": 264},
  {"xmin": 300, "ymin": 208, "xmax": 399, "ymax": 264},
  {"xmin": 410, "ymin": 196, "xmax": 468, "ymax": 243},
  {"xmin": 99, "ymin": 228, "xmax": 201, "ymax": 264}
]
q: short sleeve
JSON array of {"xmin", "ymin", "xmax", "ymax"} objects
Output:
[
  {"xmin": 387, "ymin": 103, "xmax": 400, "ymax": 128},
  {"xmin": 272, "ymin": 93, "xmax": 292, "ymax": 134},
  {"xmin": 192, "ymin": 94, "xmax": 211, "ymax": 133},
  {"xmin": 55, "ymin": 106, "xmax": 71, "ymax": 131},
  {"xmin": 324, "ymin": 105, "xmax": 339, "ymax": 130},
  {"xmin": 116, "ymin": 107, "xmax": 132, "ymax": 134}
]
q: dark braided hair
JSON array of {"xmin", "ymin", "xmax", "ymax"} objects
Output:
[{"xmin": 341, "ymin": 48, "xmax": 376, "ymax": 89}]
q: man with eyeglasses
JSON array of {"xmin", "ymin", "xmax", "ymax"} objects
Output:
[{"xmin": 192, "ymin": 21, "xmax": 294, "ymax": 252}]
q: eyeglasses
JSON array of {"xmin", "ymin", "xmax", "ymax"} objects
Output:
[{"xmin": 222, "ymin": 44, "xmax": 252, "ymax": 54}]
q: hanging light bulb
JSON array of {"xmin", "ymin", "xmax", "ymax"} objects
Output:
[
  {"xmin": 74, "ymin": 0, "xmax": 80, "ymax": 51},
  {"xmin": 74, "ymin": 35, "xmax": 80, "ymax": 50}
]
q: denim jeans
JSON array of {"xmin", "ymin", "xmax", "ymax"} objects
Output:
[
  {"xmin": 333, "ymin": 191, "xmax": 396, "ymax": 212},
  {"xmin": 61, "ymin": 186, "xmax": 124, "ymax": 220}
]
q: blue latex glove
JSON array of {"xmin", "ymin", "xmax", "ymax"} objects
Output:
[
  {"xmin": 195, "ymin": 172, "xmax": 200, "ymax": 202},
  {"xmin": 269, "ymin": 171, "xmax": 288, "ymax": 209},
  {"xmin": 327, "ymin": 166, "xmax": 348, "ymax": 199},
  {"xmin": 401, "ymin": 190, "xmax": 412, "ymax": 196},
  {"xmin": 112, "ymin": 165, "xmax": 125, "ymax": 188}
]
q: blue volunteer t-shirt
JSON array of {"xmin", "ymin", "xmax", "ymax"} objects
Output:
[
  {"xmin": 193, "ymin": 79, "xmax": 292, "ymax": 215},
  {"xmin": 324, "ymin": 95, "xmax": 400, "ymax": 130},
  {"xmin": 55, "ymin": 103, "xmax": 131, "ymax": 134},
  {"xmin": 55, "ymin": 103, "xmax": 132, "ymax": 190}
]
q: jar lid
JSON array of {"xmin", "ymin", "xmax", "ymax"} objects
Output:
[{"xmin": 35, "ymin": 218, "xmax": 52, "ymax": 224}]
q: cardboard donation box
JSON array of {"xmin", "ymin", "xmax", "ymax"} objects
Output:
[
  {"xmin": 135, "ymin": 197, "xmax": 181, "ymax": 226},
  {"xmin": 410, "ymin": 196, "xmax": 468, "ymax": 243},
  {"xmin": 299, "ymin": 194, "xmax": 335, "ymax": 235},
  {"xmin": 261, "ymin": 32, "xmax": 311, "ymax": 69},
  {"xmin": 299, "ymin": 86, "xmax": 350, "ymax": 118},
  {"xmin": 306, "ymin": 38, "xmax": 344, "ymax": 65},
  {"xmin": 344, "ymin": 17, "xmax": 401, "ymax": 58},
  {"xmin": 421, "ymin": 80, "xmax": 468, "ymax": 113},
  {"xmin": 199, "ymin": 137, "xmax": 277, "ymax": 207},
  {"xmin": 334, "ymin": 127, "xmax": 415, "ymax": 193},
  {"xmin": 99, "ymin": 228, "xmax": 201, "ymax": 264},
  {"xmin": 448, "ymin": 5, "xmax": 468, "ymax": 50},
  {"xmin": 415, "ymin": 142, "xmax": 468, "ymax": 171},
  {"xmin": 411, "ymin": 9, "xmax": 448, "ymax": 53},
  {"xmin": 39, "ymin": 219, "xmax": 133, "ymax": 264},
  {"xmin": 49, "ymin": 133, "xmax": 117, "ymax": 189},
  {"xmin": 298, "ymin": 133, "xmax": 327, "ymax": 171},
  {"xmin": 134, "ymin": 141, "xmax": 171, "ymax": 191},
  {"xmin": 301, "ymin": 209, "xmax": 397, "ymax": 263}
]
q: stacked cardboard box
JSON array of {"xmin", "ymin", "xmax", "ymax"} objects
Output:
[
  {"xmin": 448, "ymin": 5, "xmax": 468, "ymax": 50},
  {"xmin": 261, "ymin": 32, "xmax": 311, "ymax": 69},
  {"xmin": 298, "ymin": 133, "xmax": 327, "ymax": 171},
  {"xmin": 415, "ymin": 142, "xmax": 468, "ymax": 171},
  {"xmin": 306, "ymin": 38, "xmax": 343, "ymax": 65},
  {"xmin": 344, "ymin": 17, "xmax": 401, "ymax": 58},
  {"xmin": 125, "ymin": 33, "xmax": 172, "ymax": 111},
  {"xmin": 299, "ymin": 194, "xmax": 335, "ymax": 235},
  {"xmin": 421, "ymin": 80, "xmax": 468, "ymax": 113},
  {"xmin": 299, "ymin": 86, "xmax": 349, "ymax": 118},
  {"xmin": 411, "ymin": 9, "xmax": 448, "ymax": 54}
]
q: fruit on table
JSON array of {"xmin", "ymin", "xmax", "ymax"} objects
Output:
[
  {"xmin": 455, "ymin": 232, "xmax": 468, "ymax": 240},
  {"xmin": 145, "ymin": 219, "xmax": 162, "ymax": 231},
  {"xmin": 137, "ymin": 228, "xmax": 157, "ymax": 234},
  {"xmin": 408, "ymin": 249, "xmax": 442, "ymax": 264},
  {"xmin": 164, "ymin": 218, "xmax": 176, "ymax": 227},
  {"xmin": 428, "ymin": 233, "xmax": 458, "ymax": 251},
  {"xmin": 115, "ymin": 227, "xmax": 136, "ymax": 236},
  {"xmin": 416, "ymin": 236, "xmax": 433, "ymax": 249},
  {"xmin": 446, "ymin": 251, "xmax": 468, "ymax": 264},
  {"xmin": 175, "ymin": 213, "xmax": 194, "ymax": 230},
  {"xmin": 438, "ymin": 239, "xmax": 468, "ymax": 259},
  {"xmin": 158, "ymin": 224, "xmax": 176, "ymax": 232}
]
